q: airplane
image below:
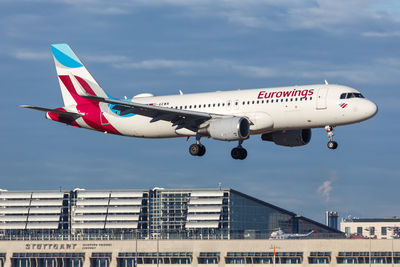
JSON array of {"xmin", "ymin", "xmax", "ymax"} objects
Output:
[
  {"xmin": 270, "ymin": 229, "xmax": 314, "ymax": 239},
  {"xmin": 21, "ymin": 44, "xmax": 378, "ymax": 160}
]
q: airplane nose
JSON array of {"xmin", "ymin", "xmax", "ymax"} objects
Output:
[{"xmin": 363, "ymin": 101, "xmax": 378, "ymax": 119}]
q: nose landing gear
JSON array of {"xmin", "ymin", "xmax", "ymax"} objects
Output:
[
  {"xmin": 325, "ymin": 126, "xmax": 338, "ymax": 150},
  {"xmin": 231, "ymin": 140, "xmax": 247, "ymax": 160}
]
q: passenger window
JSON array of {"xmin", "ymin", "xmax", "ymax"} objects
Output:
[
  {"xmin": 262, "ymin": 100, "xmax": 264, "ymax": 104},
  {"xmin": 266, "ymin": 100, "xmax": 269, "ymax": 103},
  {"xmin": 194, "ymin": 105, "xmax": 196, "ymax": 108},
  {"xmin": 208, "ymin": 104, "xmax": 211, "ymax": 107},
  {"xmin": 185, "ymin": 106, "xmax": 187, "ymax": 109},
  {"xmin": 310, "ymin": 97, "xmax": 312, "ymax": 100},
  {"xmin": 242, "ymin": 101, "xmax": 245, "ymax": 105},
  {"xmin": 286, "ymin": 99, "xmax": 288, "ymax": 102},
  {"xmin": 281, "ymin": 99, "xmax": 283, "ymax": 102},
  {"xmin": 213, "ymin": 104, "xmax": 215, "ymax": 107},
  {"xmin": 247, "ymin": 101, "xmax": 250, "ymax": 104},
  {"xmin": 252, "ymin": 101, "xmax": 255, "ymax": 104},
  {"xmin": 271, "ymin": 100, "xmax": 274, "ymax": 103},
  {"xmin": 189, "ymin": 105, "xmax": 192, "ymax": 109},
  {"xmin": 257, "ymin": 100, "xmax": 259, "ymax": 104}
]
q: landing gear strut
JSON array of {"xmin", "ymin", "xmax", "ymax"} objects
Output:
[
  {"xmin": 189, "ymin": 134, "xmax": 206, "ymax": 157},
  {"xmin": 325, "ymin": 126, "xmax": 338, "ymax": 150},
  {"xmin": 231, "ymin": 139, "xmax": 247, "ymax": 160}
]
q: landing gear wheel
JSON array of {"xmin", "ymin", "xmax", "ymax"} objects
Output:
[
  {"xmin": 327, "ymin": 141, "xmax": 338, "ymax": 150},
  {"xmin": 231, "ymin": 147, "xmax": 247, "ymax": 160},
  {"xmin": 189, "ymin": 144, "xmax": 200, "ymax": 156},
  {"xmin": 189, "ymin": 144, "xmax": 206, "ymax": 156},
  {"xmin": 198, "ymin": 145, "xmax": 206, "ymax": 156}
]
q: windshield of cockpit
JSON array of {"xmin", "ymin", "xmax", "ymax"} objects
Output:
[{"xmin": 340, "ymin": 92, "xmax": 365, "ymax": 99}]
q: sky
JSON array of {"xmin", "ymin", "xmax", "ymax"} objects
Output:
[{"xmin": 0, "ymin": 0, "xmax": 399, "ymax": 224}]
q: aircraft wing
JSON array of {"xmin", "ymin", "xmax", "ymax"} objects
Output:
[
  {"xmin": 81, "ymin": 95, "xmax": 217, "ymax": 131},
  {"xmin": 20, "ymin": 105, "xmax": 82, "ymax": 117}
]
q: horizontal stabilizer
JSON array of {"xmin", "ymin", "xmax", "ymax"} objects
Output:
[{"xmin": 20, "ymin": 105, "xmax": 81, "ymax": 117}]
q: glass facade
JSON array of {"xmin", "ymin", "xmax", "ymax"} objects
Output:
[
  {"xmin": 0, "ymin": 188, "xmax": 343, "ymax": 241},
  {"xmin": 225, "ymin": 252, "xmax": 303, "ymax": 264},
  {"xmin": 11, "ymin": 253, "xmax": 84, "ymax": 267},
  {"xmin": 337, "ymin": 251, "xmax": 400, "ymax": 264},
  {"xmin": 229, "ymin": 191, "xmax": 294, "ymax": 238}
]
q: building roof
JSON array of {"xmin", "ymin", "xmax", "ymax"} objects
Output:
[{"xmin": 343, "ymin": 218, "xmax": 400, "ymax": 223}]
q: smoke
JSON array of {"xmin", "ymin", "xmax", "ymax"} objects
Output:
[{"xmin": 317, "ymin": 171, "xmax": 339, "ymax": 202}]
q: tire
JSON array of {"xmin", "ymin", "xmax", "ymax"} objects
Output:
[
  {"xmin": 239, "ymin": 148, "xmax": 247, "ymax": 160},
  {"xmin": 198, "ymin": 145, "xmax": 206, "ymax": 156},
  {"xmin": 231, "ymin": 148, "xmax": 240, "ymax": 159},
  {"xmin": 327, "ymin": 141, "xmax": 338, "ymax": 150},
  {"xmin": 189, "ymin": 144, "xmax": 200, "ymax": 156}
]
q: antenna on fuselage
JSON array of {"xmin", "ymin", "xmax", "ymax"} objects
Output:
[
  {"xmin": 324, "ymin": 80, "xmax": 329, "ymax": 85},
  {"xmin": 179, "ymin": 90, "xmax": 183, "ymax": 95}
]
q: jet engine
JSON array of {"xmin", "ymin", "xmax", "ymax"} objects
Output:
[
  {"xmin": 200, "ymin": 117, "xmax": 250, "ymax": 141},
  {"xmin": 261, "ymin": 129, "xmax": 311, "ymax": 147}
]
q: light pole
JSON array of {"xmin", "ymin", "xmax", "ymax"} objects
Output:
[{"xmin": 364, "ymin": 227, "xmax": 372, "ymax": 267}]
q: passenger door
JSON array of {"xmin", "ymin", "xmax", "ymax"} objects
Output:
[{"xmin": 316, "ymin": 88, "xmax": 329, "ymax": 110}]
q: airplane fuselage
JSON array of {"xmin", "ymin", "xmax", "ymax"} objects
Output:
[{"xmin": 55, "ymin": 84, "xmax": 376, "ymax": 139}]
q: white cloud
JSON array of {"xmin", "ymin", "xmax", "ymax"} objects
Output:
[
  {"xmin": 13, "ymin": 51, "xmax": 50, "ymax": 61},
  {"xmin": 362, "ymin": 31, "xmax": 400, "ymax": 38},
  {"xmin": 232, "ymin": 65, "xmax": 277, "ymax": 78},
  {"xmin": 84, "ymin": 55, "xmax": 129, "ymax": 63},
  {"xmin": 113, "ymin": 59, "xmax": 206, "ymax": 70}
]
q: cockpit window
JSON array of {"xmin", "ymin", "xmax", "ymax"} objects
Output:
[{"xmin": 340, "ymin": 92, "xmax": 365, "ymax": 99}]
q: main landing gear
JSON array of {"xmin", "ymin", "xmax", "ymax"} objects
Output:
[
  {"xmin": 188, "ymin": 135, "xmax": 248, "ymax": 160},
  {"xmin": 325, "ymin": 126, "xmax": 338, "ymax": 150},
  {"xmin": 231, "ymin": 140, "xmax": 247, "ymax": 160},
  {"xmin": 189, "ymin": 134, "xmax": 206, "ymax": 157}
]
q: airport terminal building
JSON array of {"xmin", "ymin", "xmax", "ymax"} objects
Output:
[{"xmin": 0, "ymin": 188, "xmax": 399, "ymax": 267}]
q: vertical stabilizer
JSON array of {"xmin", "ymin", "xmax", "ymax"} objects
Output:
[{"xmin": 51, "ymin": 44, "xmax": 107, "ymax": 107}]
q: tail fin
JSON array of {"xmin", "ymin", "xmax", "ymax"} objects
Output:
[{"xmin": 51, "ymin": 44, "xmax": 107, "ymax": 107}]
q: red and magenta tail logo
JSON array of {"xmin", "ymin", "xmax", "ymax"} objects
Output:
[{"xmin": 339, "ymin": 102, "xmax": 348, "ymax": 108}]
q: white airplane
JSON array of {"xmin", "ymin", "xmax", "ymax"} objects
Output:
[
  {"xmin": 22, "ymin": 44, "xmax": 378, "ymax": 160},
  {"xmin": 270, "ymin": 229, "xmax": 314, "ymax": 239}
]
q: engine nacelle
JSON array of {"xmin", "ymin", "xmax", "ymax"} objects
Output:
[
  {"xmin": 200, "ymin": 117, "xmax": 250, "ymax": 141},
  {"xmin": 261, "ymin": 129, "xmax": 311, "ymax": 147}
]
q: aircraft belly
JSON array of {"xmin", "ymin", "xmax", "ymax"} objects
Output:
[{"xmin": 104, "ymin": 114, "xmax": 179, "ymax": 138}]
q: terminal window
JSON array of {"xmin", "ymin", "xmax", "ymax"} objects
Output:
[
  {"xmin": 337, "ymin": 251, "xmax": 400, "ymax": 264},
  {"xmin": 198, "ymin": 252, "xmax": 220, "ymax": 264},
  {"xmin": 308, "ymin": 252, "xmax": 331, "ymax": 264},
  {"xmin": 225, "ymin": 252, "xmax": 302, "ymax": 264},
  {"xmin": 11, "ymin": 253, "xmax": 84, "ymax": 267},
  {"xmin": 118, "ymin": 252, "xmax": 192, "ymax": 265}
]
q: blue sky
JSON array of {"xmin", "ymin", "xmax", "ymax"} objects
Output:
[{"xmin": 0, "ymin": 0, "xmax": 399, "ymax": 224}]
